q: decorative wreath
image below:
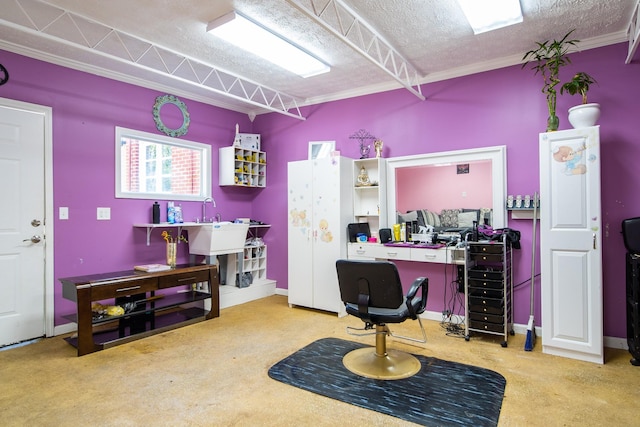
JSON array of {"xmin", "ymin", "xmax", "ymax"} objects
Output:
[
  {"xmin": 0, "ymin": 63, "xmax": 9, "ymax": 86},
  {"xmin": 152, "ymin": 94, "xmax": 190, "ymax": 137}
]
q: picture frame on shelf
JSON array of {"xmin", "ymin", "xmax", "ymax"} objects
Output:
[
  {"xmin": 457, "ymin": 163, "xmax": 470, "ymax": 174},
  {"xmin": 308, "ymin": 141, "xmax": 335, "ymax": 160}
]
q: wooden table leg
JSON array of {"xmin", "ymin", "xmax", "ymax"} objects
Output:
[
  {"xmin": 206, "ymin": 266, "xmax": 220, "ymax": 320},
  {"xmin": 76, "ymin": 287, "xmax": 100, "ymax": 356}
]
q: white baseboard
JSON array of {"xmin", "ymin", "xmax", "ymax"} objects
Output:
[
  {"xmin": 219, "ymin": 279, "xmax": 277, "ymax": 309},
  {"xmin": 420, "ymin": 309, "xmax": 627, "ymax": 350},
  {"xmin": 50, "ymin": 295, "xmax": 630, "ymax": 351}
]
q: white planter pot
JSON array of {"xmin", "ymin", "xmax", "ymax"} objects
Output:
[{"xmin": 568, "ymin": 103, "xmax": 600, "ymax": 128}]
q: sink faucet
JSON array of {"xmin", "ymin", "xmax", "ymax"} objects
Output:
[{"xmin": 202, "ymin": 197, "xmax": 216, "ymax": 222}]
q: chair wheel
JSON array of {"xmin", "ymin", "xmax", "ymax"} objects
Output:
[
  {"xmin": 510, "ymin": 330, "xmax": 515, "ymax": 335},
  {"xmin": 501, "ymin": 341, "xmax": 507, "ymax": 348},
  {"xmin": 465, "ymin": 335, "xmax": 470, "ymax": 341}
]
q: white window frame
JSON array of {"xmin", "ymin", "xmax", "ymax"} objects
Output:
[{"xmin": 115, "ymin": 126, "xmax": 211, "ymax": 201}]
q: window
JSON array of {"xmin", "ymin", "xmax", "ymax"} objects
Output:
[{"xmin": 116, "ymin": 127, "xmax": 211, "ymax": 201}]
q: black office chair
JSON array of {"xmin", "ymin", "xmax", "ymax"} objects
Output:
[{"xmin": 335, "ymin": 259, "xmax": 428, "ymax": 380}]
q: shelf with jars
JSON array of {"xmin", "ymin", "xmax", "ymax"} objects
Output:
[{"xmin": 219, "ymin": 146, "xmax": 266, "ymax": 187}]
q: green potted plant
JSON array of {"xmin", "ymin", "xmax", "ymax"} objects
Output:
[
  {"xmin": 522, "ymin": 29, "xmax": 579, "ymax": 131},
  {"xmin": 561, "ymin": 72, "xmax": 600, "ymax": 128},
  {"xmin": 561, "ymin": 72, "xmax": 597, "ymax": 104}
]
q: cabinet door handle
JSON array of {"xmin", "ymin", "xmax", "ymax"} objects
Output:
[
  {"xmin": 116, "ymin": 285, "xmax": 141, "ymax": 293},
  {"xmin": 593, "ymin": 233, "xmax": 597, "ymax": 249}
]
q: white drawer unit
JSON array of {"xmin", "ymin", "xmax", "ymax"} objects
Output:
[
  {"xmin": 410, "ymin": 247, "xmax": 448, "ymax": 264},
  {"xmin": 347, "ymin": 243, "xmax": 381, "ymax": 259}
]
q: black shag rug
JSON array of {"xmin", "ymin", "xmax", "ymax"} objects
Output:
[{"xmin": 268, "ymin": 338, "xmax": 505, "ymax": 426}]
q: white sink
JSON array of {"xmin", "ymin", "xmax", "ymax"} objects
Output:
[{"xmin": 183, "ymin": 222, "xmax": 250, "ymax": 256}]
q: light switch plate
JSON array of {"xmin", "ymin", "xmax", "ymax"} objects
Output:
[
  {"xmin": 59, "ymin": 207, "xmax": 69, "ymax": 220},
  {"xmin": 97, "ymin": 207, "xmax": 111, "ymax": 220}
]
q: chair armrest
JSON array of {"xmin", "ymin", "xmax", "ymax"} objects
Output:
[{"xmin": 405, "ymin": 277, "xmax": 428, "ymax": 319}]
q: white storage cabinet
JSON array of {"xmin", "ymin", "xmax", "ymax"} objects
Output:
[
  {"xmin": 287, "ymin": 156, "xmax": 353, "ymax": 314},
  {"xmin": 539, "ymin": 126, "xmax": 603, "ymax": 364}
]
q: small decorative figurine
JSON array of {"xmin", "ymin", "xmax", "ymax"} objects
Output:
[
  {"xmin": 374, "ymin": 139, "xmax": 383, "ymax": 158},
  {"xmin": 357, "ymin": 166, "xmax": 371, "ymax": 186}
]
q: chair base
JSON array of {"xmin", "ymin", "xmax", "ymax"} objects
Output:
[{"xmin": 342, "ymin": 347, "xmax": 421, "ymax": 380}]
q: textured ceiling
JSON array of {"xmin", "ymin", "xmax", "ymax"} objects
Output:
[{"xmin": 0, "ymin": 0, "xmax": 637, "ymax": 119}]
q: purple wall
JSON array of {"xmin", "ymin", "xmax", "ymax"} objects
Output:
[
  {"xmin": 253, "ymin": 42, "xmax": 640, "ymax": 339},
  {"xmin": 0, "ymin": 50, "xmax": 257, "ymax": 324},
  {"xmin": 2, "ymin": 42, "xmax": 639, "ymax": 339}
]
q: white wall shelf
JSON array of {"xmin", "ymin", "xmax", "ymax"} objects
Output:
[
  {"xmin": 133, "ymin": 222, "xmax": 188, "ymax": 246},
  {"xmin": 219, "ymin": 146, "xmax": 266, "ymax": 187},
  {"xmin": 507, "ymin": 209, "xmax": 540, "ymax": 220},
  {"xmin": 353, "ymin": 157, "xmax": 386, "ymax": 237}
]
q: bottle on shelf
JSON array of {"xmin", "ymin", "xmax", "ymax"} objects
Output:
[{"xmin": 152, "ymin": 201, "xmax": 160, "ymax": 224}]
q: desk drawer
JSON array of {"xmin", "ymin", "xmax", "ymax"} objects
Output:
[
  {"xmin": 91, "ymin": 277, "xmax": 157, "ymax": 300},
  {"xmin": 348, "ymin": 243, "xmax": 379, "ymax": 259},
  {"xmin": 158, "ymin": 269, "xmax": 211, "ymax": 288},
  {"xmin": 409, "ymin": 247, "xmax": 448, "ymax": 263},
  {"xmin": 377, "ymin": 246, "xmax": 411, "ymax": 260}
]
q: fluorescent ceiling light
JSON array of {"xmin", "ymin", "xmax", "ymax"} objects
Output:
[
  {"xmin": 207, "ymin": 11, "xmax": 330, "ymax": 78},
  {"xmin": 457, "ymin": 0, "xmax": 523, "ymax": 34}
]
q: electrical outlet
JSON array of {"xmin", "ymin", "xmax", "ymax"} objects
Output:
[
  {"xmin": 59, "ymin": 207, "xmax": 69, "ymax": 220},
  {"xmin": 97, "ymin": 207, "xmax": 111, "ymax": 220}
]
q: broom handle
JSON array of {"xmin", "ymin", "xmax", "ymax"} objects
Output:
[{"xmin": 530, "ymin": 192, "xmax": 538, "ymax": 315}]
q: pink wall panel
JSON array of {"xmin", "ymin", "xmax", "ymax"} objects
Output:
[{"xmin": 396, "ymin": 161, "xmax": 492, "ymax": 213}]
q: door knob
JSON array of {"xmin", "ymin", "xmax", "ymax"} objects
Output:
[
  {"xmin": 31, "ymin": 219, "xmax": 41, "ymax": 227},
  {"xmin": 23, "ymin": 235, "xmax": 41, "ymax": 243}
]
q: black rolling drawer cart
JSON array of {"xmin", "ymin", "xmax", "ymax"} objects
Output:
[
  {"xmin": 626, "ymin": 253, "xmax": 640, "ymax": 365},
  {"xmin": 464, "ymin": 240, "xmax": 514, "ymax": 347}
]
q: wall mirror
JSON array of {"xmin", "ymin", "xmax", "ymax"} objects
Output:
[
  {"xmin": 115, "ymin": 126, "xmax": 211, "ymax": 201},
  {"xmin": 386, "ymin": 146, "xmax": 507, "ymax": 229},
  {"xmin": 308, "ymin": 141, "xmax": 335, "ymax": 159}
]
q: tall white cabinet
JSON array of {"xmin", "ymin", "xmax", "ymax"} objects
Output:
[
  {"xmin": 539, "ymin": 126, "xmax": 603, "ymax": 364},
  {"xmin": 287, "ymin": 156, "xmax": 353, "ymax": 314}
]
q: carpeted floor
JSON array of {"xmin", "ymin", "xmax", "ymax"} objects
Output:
[
  {"xmin": 269, "ymin": 337, "xmax": 505, "ymax": 426},
  {"xmin": 1, "ymin": 295, "xmax": 639, "ymax": 426}
]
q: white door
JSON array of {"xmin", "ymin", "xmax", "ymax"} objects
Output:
[
  {"xmin": 287, "ymin": 160, "xmax": 314, "ymax": 307},
  {"xmin": 310, "ymin": 157, "xmax": 345, "ymax": 312},
  {"xmin": 0, "ymin": 100, "xmax": 49, "ymax": 346},
  {"xmin": 539, "ymin": 126, "xmax": 603, "ymax": 364}
]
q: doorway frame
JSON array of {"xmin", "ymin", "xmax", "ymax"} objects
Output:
[{"xmin": 1, "ymin": 97, "xmax": 54, "ymax": 337}]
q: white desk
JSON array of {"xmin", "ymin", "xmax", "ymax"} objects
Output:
[{"xmin": 347, "ymin": 242, "xmax": 465, "ymax": 265}]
